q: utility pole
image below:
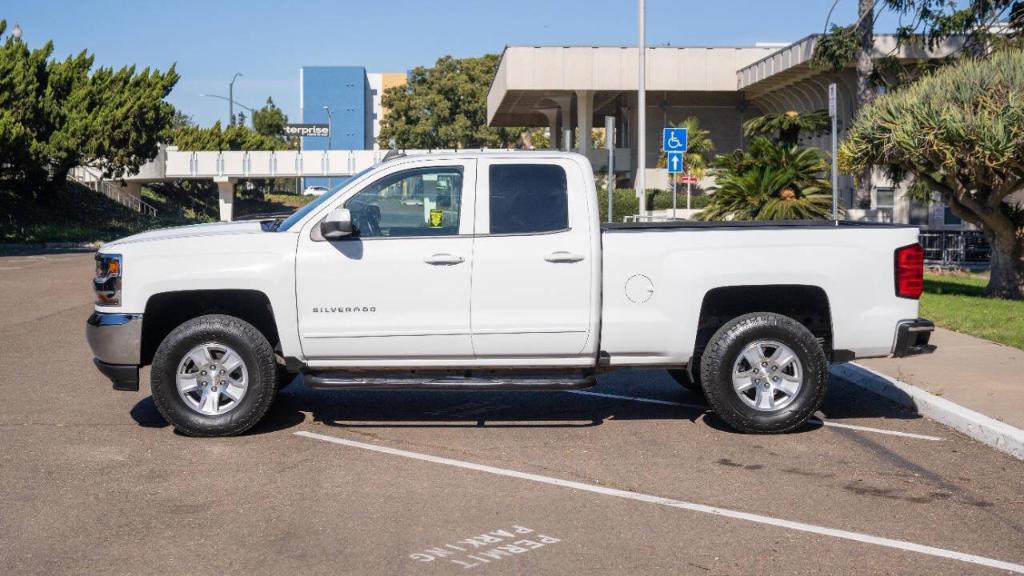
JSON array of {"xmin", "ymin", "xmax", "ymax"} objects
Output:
[
  {"xmin": 199, "ymin": 94, "xmax": 254, "ymax": 127},
  {"xmin": 606, "ymin": 115, "xmax": 616, "ymax": 223},
  {"xmin": 229, "ymin": 72, "xmax": 243, "ymax": 126},
  {"xmin": 829, "ymin": 82, "xmax": 839, "ymax": 221},
  {"xmin": 636, "ymin": 0, "xmax": 647, "ymax": 216},
  {"xmin": 323, "ymin": 105, "xmax": 334, "ymax": 190}
]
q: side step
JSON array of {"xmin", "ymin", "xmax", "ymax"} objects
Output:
[{"xmin": 303, "ymin": 370, "xmax": 596, "ymax": 391}]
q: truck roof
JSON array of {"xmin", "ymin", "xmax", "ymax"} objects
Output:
[{"xmin": 385, "ymin": 150, "xmax": 589, "ymax": 163}]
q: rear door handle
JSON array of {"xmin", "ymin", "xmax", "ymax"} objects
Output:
[
  {"xmin": 544, "ymin": 251, "xmax": 584, "ymax": 263},
  {"xmin": 424, "ymin": 253, "xmax": 465, "ymax": 265}
]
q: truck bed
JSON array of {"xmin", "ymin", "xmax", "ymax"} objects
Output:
[{"xmin": 601, "ymin": 220, "xmax": 920, "ymax": 231}]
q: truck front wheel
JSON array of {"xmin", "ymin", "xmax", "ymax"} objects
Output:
[
  {"xmin": 150, "ymin": 314, "xmax": 278, "ymax": 437},
  {"xmin": 700, "ymin": 312, "xmax": 827, "ymax": 434}
]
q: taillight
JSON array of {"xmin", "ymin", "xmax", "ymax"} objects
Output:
[{"xmin": 895, "ymin": 244, "xmax": 924, "ymax": 299}]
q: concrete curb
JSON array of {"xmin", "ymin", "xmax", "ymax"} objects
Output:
[
  {"xmin": 0, "ymin": 242, "xmax": 100, "ymax": 255},
  {"xmin": 832, "ymin": 362, "xmax": 1024, "ymax": 461}
]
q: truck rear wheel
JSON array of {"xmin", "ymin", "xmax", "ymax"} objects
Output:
[
  {"xmin": 150, "ymin": 314, "xmax": 278, "ymax": 437},
  {"xmin": 700, "ymin": 312, "xmax": 827, "ymax": 434}
]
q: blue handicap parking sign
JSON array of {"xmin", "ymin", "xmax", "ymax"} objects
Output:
[
  {"xmin": 663, "ymin": 127, "xmax": 688, "ymax": 152},
  {"xmin": 667, "ymin": 151, "xmax": 684, "ymax": 174}
]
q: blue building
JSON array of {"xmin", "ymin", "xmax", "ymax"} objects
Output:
[{"xmin": 300, "ymin": 66, "xmax": 373, "ymax": 189}]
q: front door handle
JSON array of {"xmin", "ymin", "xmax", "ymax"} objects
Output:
[
  {"xmin": 424, "ymin": 253, "xmax": 465, "ymax": 265},
  {"xmin": 544, "ymin": 251, "xmax": 585, "ymax": 263}
]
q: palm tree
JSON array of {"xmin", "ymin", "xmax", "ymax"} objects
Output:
[
  {"xmin": 742, "ymin": 110, "xmax": 831, "ymax": 146},
  {"xmin": 702, "ymin": 140, "xmax": 834, "ymax": 221}
]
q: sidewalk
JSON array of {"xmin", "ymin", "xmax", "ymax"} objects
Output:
[
  {"xmin": 857, "ymin": 328, "xmax": 1024, "ymax": 429},
  {"xmin": 832, "ymin": 327, "xmax": 1024, "ymax": 460}
]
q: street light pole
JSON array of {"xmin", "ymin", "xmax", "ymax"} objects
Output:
[
  {"xmin": 228, "ymin": 73, "xmax": 243, "ymax": 126},
  {"xmin": 199, "ymin": 94, "xmax": 254, "ymax": 119},
  {"xmin": 829, "ymin": 83, "xmax": 839, "ymax": 221},
  {"xmin": 636, "ymin": 0, "xmax": 647, "ymax": 216},
  {"xmin": 323, "ymin": 105, "xmax": 333, "ymax": 190}
]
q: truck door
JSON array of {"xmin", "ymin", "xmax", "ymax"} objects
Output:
[
  {"xmin": 295, "ymin": 161, "xmax": 476, "ymax": 363},
  {"xmin": 470, "ymin": 159, "xmax": 597, "ymax": 361}
]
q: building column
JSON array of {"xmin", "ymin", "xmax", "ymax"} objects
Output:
[
  {"xmin": 576, "ymin": 90, "xmax": 593, "ymax": 155},
  {"xmin": 549, "ymin": 95, "xmax": 573, "ymax": 151},
  {"xmin": 214, "ymin": 177, "xmax": 236, "ymax": 222},
  {"xmin": 538, "ymin": 108, "xmax": 559, "ymax": 150}
]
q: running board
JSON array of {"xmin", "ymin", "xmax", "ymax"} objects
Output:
[{"xmin": 303, "ymin": 371, "xmax": 596, "ymax": 391}]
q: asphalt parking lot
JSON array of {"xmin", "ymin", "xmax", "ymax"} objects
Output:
[{"xmin": 2, "ymin": 251, "xmax": 1023, "ymax": 575}]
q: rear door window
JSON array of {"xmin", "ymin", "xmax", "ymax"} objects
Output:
[{"xmin": 488, "ymin": 164, "xmax": 568, "ymax": 234}]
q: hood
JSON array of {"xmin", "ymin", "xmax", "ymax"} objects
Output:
[{"xmin": 102, "ymin": 220, "xmax": 267, "ymax": 248}]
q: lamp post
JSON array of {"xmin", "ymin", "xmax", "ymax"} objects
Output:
[
  {"xmin": 228, "ymin": 73, "xmax": 243, "ymax": 126},
  {"xmin": 199, "ymin": 94, "xmax": 254, "ymax": 126},
  {"xmin": 11, "ymin": 23, "xmax": 22, "ymax": 40},
  {"xmin": 636, "ymin": 0, "xmax": 647, "ymax": 216},
  {"xmin": 323, "ymin": 105, "xmax": 333, "ymax": 189}
]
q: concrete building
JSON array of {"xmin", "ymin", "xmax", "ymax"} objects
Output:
[
  {"xmin": 300, "ymin": 66, "xmax": 374, "ymax": 151},
  {"xmin": 368, "ymin": 72, "xmax": 409, "ymax": 150},
  {"xmin": 486, "ymin": 36, "xmax": 964, "ymax": 230},
  {"xmin": 300, "ymin": 66, "xmax": 407, "ymax": 187}
]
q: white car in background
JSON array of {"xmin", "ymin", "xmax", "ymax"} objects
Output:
[{"xmin": 302, "ymin": 185, "xmax": 329, "ymax": 196}]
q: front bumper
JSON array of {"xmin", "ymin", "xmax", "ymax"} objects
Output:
[
  {"xmin": 86, "ymin": 312, "xmax": 143, "ymax": 391},
  {"xmin": 892, "ymin": 318, "xmax": 936, "ymax": 358}
]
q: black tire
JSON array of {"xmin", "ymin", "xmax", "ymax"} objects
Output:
[
  {"xmin": 150, "ymin": 314, "xmax": 278, "ymax": 437},
  {"xmin": 668, "ymin": 366, "xmax": 702, "ymax": 393},
  {"xmin": 700, "ymin": 312, "xmax": 827, "ymax": 434}
]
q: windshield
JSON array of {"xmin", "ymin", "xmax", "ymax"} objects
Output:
[{"xmin": 276, "ymin": 166, "xmax": 376, "ymax": 231}]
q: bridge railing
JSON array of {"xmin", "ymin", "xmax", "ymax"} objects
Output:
[{"xmin": 163, "ymin": 149, "xmax": 508, "ymax": 179}]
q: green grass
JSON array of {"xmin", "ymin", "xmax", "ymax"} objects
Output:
[
  {"xmin": 1, "ymin": 183, "xmax": 195, "ymax": 245},
  {"xmin": 234, "ymin": 191, "xmax": 314, "ymax": 219},
  {"xmin": 920, "ymin": 272, "xmax": 1024, "ymax": 350}
]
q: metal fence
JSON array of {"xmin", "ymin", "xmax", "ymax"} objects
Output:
[{"xmin": 919, "ymin": 230, "xmax": 990, "ymax": 266}]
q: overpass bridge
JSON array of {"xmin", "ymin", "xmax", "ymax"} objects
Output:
[{"xmin": 72, "ymin": 145, "xmax": 629, "ymax": 221}]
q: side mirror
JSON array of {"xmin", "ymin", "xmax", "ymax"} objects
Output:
[{"xmin": 320, "ymin": 207, "xmax": 353, "ymax": 239}]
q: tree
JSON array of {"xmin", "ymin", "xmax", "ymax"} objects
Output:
[
  {"xmin": 703, "ymin": 139, "xmax": 834, "ymax": 221},
  {"xmin": 253, "ymin": 97, "xmax": 287, "ymax": 138},
  {"xmin": 378, "ymin": 54, "xmax": 523, "ymax": 149},
  {"xmin": 742, "ymin": 110, "xmax": 831, "ymax": 146},
  {"xmin": 840, "ymin": 49, "xmax": 1024, "ymax": 299},
  {"xmin": 0, "ymin": 20, "xmax": 179, "ymax": 197},
  {"xmin": 811, "ymin": 0, "xmax": 1023, "ymax": 206},
  {"xmin": 170, "ymin": 121, "xmax": 291, "ymax": 151},
  {"xmin": 656, "ymin": 117, "xmax": 714, "ymax": 181}
]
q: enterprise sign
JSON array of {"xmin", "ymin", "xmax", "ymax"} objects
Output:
[{"xmin": 284, "ymin": 123, "xmax": 330, "ymax": 137}]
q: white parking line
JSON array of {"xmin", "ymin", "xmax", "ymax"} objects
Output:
[
  {"xmin": 296, "ymin": 431, "xmax": 1023, "ymax": 574},
  {"xmin": 565, "ymin": 390, "xmax": 944, "ymax": 441}
]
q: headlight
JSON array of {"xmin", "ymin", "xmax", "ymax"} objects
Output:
[{"xmin": 94, "ymin": 253, "xmax": 122, "ymax": 306}]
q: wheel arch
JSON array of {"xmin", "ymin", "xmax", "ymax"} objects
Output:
[
  {"xmin": 692, "ymin": 284, "xmax": 836, "ymax": 364},
  {"xmin": 141, "ymin": 289, "xmax": 281, "ymax": 366}
]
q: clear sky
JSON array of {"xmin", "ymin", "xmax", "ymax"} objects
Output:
[{"xmin": 4, "ymin": 0, "xmax": 915, "ymax": 126}]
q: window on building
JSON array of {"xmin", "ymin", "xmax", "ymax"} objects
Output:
[
  {"xmin": 943, "ymin": 206, "xmax": 962, "ymax": 226},
  {"xmin": 489, "ymin": 164, "xmax": 568, "ymax": 234},
  {"xmin": 875, "ymin": 188, "xmax": 894, "ymax": 223},
  {"xmin": 345, "ymin": 167, "xmax": 463, "ymax": 237},
  {"xmin": 909, "ymin": 198, "xmax": 930, "ymax": 226}
]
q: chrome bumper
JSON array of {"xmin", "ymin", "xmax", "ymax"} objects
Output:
[{"xmin": 86, "ymin": 312, "xmax": 143, "ymax": 391}]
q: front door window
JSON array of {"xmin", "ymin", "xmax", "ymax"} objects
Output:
[{"xmin": 345, "ymin": 167, "xmax": 463, "ymax": 237}]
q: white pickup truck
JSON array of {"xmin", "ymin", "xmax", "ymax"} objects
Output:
[{"xmin": 87, "ymin": 151, "xmax": 934, "ymax": 437}]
